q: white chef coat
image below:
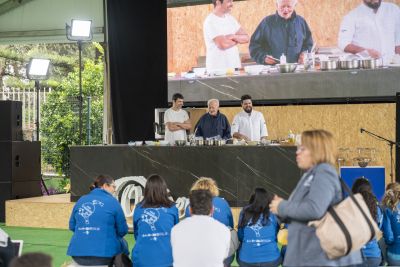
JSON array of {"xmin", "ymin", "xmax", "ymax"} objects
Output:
[
  {"xmin": 203, "ymin": 13, "xmax": 241, "ymax": 71},
  {"xmin": 338, "ymin": 2, "xmax": 400, "ymax": 65},
  {"xmin": 164, "ymin": 108, "xmax": 189, "ymax": 145},
  {"xmin": 231, "ymin": 110, "xmax": 268, "ymax": 141}
]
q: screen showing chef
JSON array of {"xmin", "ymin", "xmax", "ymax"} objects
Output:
[{"xmin": 167, "ymin": 0, "xmax": 400, "ymax": 78}]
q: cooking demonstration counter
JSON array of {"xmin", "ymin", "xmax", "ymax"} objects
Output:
[
  {"xmin": 168, "ymin": 67, "xmax": 400, "ymax": 105},
  {"xmin": 70, "ymin": 145, "xmax": 300, "ymax": 206}
]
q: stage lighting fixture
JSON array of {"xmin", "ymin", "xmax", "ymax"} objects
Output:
[
  {"xmin": 27, "ymin": 58, "xmax": 50, "ymax": 141},
  {"xmin": 66, "ymin": 19, "xmax": 93, "ymax": 145}
]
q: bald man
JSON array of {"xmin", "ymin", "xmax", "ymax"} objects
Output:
[{"xmin": 249, "ymin": 0, "xmax": 313, "ymax": 65}]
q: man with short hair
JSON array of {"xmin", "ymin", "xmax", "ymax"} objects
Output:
[
  {"xmin": 194, "ymin": 99, "xmax": 231, "ymax": 140},
  {"xmin": 231, "ymin": 95, "xmax": 268, "ymax": 141},
  {"xmin": 249, "ymin": 0, "xmax": 313, "ymax": 65},
  {"xmin": 171, "ymin": 190, "xmax": 230, "ymax": 267},
  {"xmin": 164, "ymin": 93, "xmax": 191, "ymax": 145},
  {"xmin": 204, "ymin": 0, "xmax": 249, "ymax": 71},
  {"xmin": 338, "ymin": 0, "xmax": 400, "ymax": 65},
  {"xmin": 9, "ymin": 253, "xmax": 53, "ymax": 267}
]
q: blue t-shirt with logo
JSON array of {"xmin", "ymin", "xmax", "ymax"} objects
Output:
[
  {"xmin": 237, "ymin": 209, "xmax": 280, "ymax": 264},
  {"xmin": 132, "ymin": 203, "xmax": 179, "ymax": 267}
]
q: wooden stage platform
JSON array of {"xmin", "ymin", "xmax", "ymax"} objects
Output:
[{"xmin": 5, "ymin": 194, "xmax": 242, "ymax": 229}]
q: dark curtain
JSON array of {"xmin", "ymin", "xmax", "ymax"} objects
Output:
[{"xmin": 107, "ymin": 0, "xmax": 167, "ymax": 143}]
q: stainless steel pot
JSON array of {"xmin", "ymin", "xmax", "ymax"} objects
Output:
[
  {"xmin": 320, "ymin": 60, "xmax": 338, "ymax": 71},
  {"xmin": 277, "ymin": 63, "xmax": 297, "ymax": 73},
  {"xmin": 339, "ymin": 59, "xmax": 360, "ymax": 70},
  {"xmin": 361, "ymin": 59, "xmax": 379, "ymax": 69}
]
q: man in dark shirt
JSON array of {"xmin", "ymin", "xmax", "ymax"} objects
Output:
[
  {"xmin": 195, "ymin": 99, "xmax": 231, "ymax": 140},
  {"xmin": 249, "ymin": 0, "xmax": 313, "ymax": 65}
]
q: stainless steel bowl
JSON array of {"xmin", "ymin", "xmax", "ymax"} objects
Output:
[
  {"xmin": 361, "ymin": 59, "xmax": 379, "ymax": 69},
  {"xmin": 320, "ymin": 60, "xmax": 338, "ymax": 71},
  {"xmin": 339, "ymin": 59, "xmax": 360, "ymax": 70},
  {"xmin": 175, "ymin": 140, "xmax": 186, "ymax": 146},
  {"xmin": 277, "ymin": 63, "xmax": 297, "ymax": 73}
]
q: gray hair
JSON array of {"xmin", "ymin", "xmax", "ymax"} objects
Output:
[
  {"xmin": 276, "ymin": 0, "xmax": 298, "ymax": 5},
  {"xmin": 207, "ymin": 98, "xmax": 219, "ymax": 107}
]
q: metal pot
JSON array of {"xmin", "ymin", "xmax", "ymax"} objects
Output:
[
  {"xmin": 320, "ymin": 60, "xmax": 338, "ymax": 71},
  {"xmin": 277, "ymin": 63, "xmax": 297, "ymax": 73},
  {"xmin": 361, "ymin": 59, "xmax": 379, "ymax": 69},
  {"xmin": 339, "ymin": 59, "xmax": 360, "ymax": 70}
]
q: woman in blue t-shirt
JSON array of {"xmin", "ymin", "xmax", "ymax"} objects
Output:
[
  {"xmin": 132, "ymin": 174, "xmax": 179, "ymax": 267},
  {"xmin": 185, "ymin": 177, "xmax": 233, "ymax": 228},
  {"xmin": 67, "ymin": 175, "xmax": 129, "ymax": 266},
  {"xmin": 237, "ymin": 188, "xmax": 281, "ymax": 267},
  {"xmin": 382, "ymin": 182, "xmax": 400, "ymax": 266},
  {"xmin": 352, "ymin": 178, "xmax": 383, "ymax": 267}
]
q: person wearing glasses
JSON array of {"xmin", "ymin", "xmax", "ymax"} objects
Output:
[
  {"xmin": 67, "ymin": 175, "xmax": 129, "ymax": 267},
  {"xmin": 249, "ymin": 0, "xmax": 313, "ymax": 65},
  {"xmin": 269, "ymin": 130, "xmax": 363, "ymax": 266}
]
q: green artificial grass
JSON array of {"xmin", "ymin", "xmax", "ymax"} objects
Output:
[{"xmin": 0, "ymin": 223, "xmax": 240, "ymax": 267}]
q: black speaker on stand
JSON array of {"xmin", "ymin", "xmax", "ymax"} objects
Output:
[{"xmin": 0, "ymin": 101, "xmax": 42, "ymax": 222}]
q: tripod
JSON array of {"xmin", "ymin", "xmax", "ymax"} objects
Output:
[{"xmin": 360, "ymin": 128, "xmax": 400, "ymax": 183}]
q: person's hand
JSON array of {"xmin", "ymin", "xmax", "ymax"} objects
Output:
[
  {"xmin": 225, "ymin": 34, "xmax": 237, "ymax": 42},
  {"xmin": 366, "ymin": 49, "xmax": 381, "ymax": 59},
  {"xmin": 264, "ymin": 55, "xmax": 278, "ymax": 65},
  {"xmin": 269, "ymin": 195, "xmax": 283, "ymax": 214}
]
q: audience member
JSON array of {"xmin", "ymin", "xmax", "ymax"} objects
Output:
[
  {"xmin": 382, "ymin": 182, "xmax": 400, "ymax": 266},
  {"xmin": 237, "ymin": 188, "xmax": 281, "ymax": 267},
  {"xmin": 185, "ymin": 177, "xmax": 233, "ymax": 228},
  {"xmin": 9, "ymin": 252, "xmax": 52, "ymax": 267},
  {"xmin": 352, "ymin": 177, "xmax": 383, "ymax": 267},
  {"xmin": 131, "ymin": 174, "xmax": 179, "ymax": 267},
  {"xmin": 171, "ymin": 190, "xmax": 230, "ymax": 267},
  {"xmin": 0, "ymin": 228, "xmax": 15, "ymax": 267},
  {"xmin": 269, "ymin": 129, "xmax": 363, "ymax": 266},
  {"xmin": 67, "ymin": 175, "xmax": 128, "ymax": 266}
]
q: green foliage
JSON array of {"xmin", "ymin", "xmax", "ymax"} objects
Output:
[{"xmin": 41, "ymin": 56, "xmax": 104, "ymax": 176}]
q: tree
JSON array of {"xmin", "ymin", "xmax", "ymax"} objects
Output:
[{"xmin": 41, "ymin": 54, "xmax": 104, "ymax": 176}]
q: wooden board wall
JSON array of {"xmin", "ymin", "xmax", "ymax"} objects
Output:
[
  {"xmin": 188, "ymin": 103, "xmax": 396, "ymax": 184},
  {"xmin": 167, "ymin": 0, "xmax": 400, "ymax": 73}
]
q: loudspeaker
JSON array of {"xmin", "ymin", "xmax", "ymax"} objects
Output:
[
  {"xmin": 0, "ymin": 101, "xmax": 23, "ymax": 141},
  {"xmin": 0, "ymin": 141, "xmax": 41, "ymax": 182},
  {"xmin": 0, "ymin": 182, "xmax": 11, "ymax": 222}
]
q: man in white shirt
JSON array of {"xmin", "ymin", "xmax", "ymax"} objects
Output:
[
  {"xmin": 171, "ymin": 190, "xmax": 230, "ymax": 267},
  {"xmin": 231, "ymin": 95, "xmax": 268, "ymax": 141},
  {"xmin": 338, "ymin": 0, "xmax": 400, "ymax": 65},
  {"xmin": 203, "ymin": 0, "xmax": 249, "ymax": 72},
  {"xmin": 164, "ymin": 93, "xmax": 191, "ymax": 145}
]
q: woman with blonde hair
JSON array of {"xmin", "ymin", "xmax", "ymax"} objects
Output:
[
  {"xmin": 185, "ymin": 177, "xmax": 233, "ymax": 228},
  {"xmin": 382, "ymin": 182, "xmax": 400, "ymax": 266},
  {"xmin": 269, "ymin": 129, "xmax": 363, "ymax": 266}
]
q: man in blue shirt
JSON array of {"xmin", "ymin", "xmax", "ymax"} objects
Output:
[
  {"xmin": 195, "ymin": 99, "xmax": 231, "ymax": 140},
  {"xmin": 249, "ymin": 0, "xmax": 313, "ymax": 65}
]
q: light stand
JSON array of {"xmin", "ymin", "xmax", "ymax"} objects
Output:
[
  {"xmin": 66, "ymin": 19, "xmax": 92, "ymax": 145},
  {"xmin": 360, "ymin": 128, "xmax": 400, "ymax": 183},
  {"xmin": 27, "ymin": 58, "xmax": 50, "ymax": 195}
]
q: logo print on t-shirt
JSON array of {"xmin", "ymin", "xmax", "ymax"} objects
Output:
[
  {"xmin": 142, "ymin": 208, "xmax": 160, "ymax": 231},
  {"xmin": 249, "ymin": 222, "xmax": 263, "ymax": 238},
  {"xmin": 78, "ymin": 200, "xmax": 104, "ymax": 224}
]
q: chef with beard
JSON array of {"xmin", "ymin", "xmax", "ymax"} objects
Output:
[
  {"xmin": 231, "ymin": 94, "xmax": 268, "ymax": 142},
  {"xmin": 338, "ymin": 0, "xmax": 400, "ymax": 65}
]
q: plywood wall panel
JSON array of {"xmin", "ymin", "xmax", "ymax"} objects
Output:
[
  {"xmin": 189, "ymin": 103, "xmax": 395, "ymax": 184},
  {"xmin": 168, "ymin": 0, "xmax": 400, "ymax": 73}
]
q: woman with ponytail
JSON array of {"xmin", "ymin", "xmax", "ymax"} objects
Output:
[
  {"xmin": 351, "ymin": 178, "xmax": 383, "ymax": 267},
  {"xmin": 382, "ymin": 182, "xmax": 400, "ymax": 266}
]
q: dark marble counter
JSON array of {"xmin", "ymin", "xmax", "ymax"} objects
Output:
[
  {"xmin": 70, "ymin": 145, "xmax": 301, "ymax": 206},
  {"xmin": 168, "ymin": 67, "xmax": 400, "ymax": 105}
]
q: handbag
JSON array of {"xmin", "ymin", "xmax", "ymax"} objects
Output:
[
  {"xmin": 308, "ymin": 177, "xmax": 380, "ymax": 259},
  {"xmin": 228, "ymin": 227, "xmax": 240, "ymax": 257},
  {"xmin": 108, "ymin": 253, "xmax": 132, "ymax": 267}
]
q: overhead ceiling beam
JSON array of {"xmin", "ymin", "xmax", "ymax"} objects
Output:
[
  {"xmin": 167, "ymin": 0, "xmax": 245, "ymax": 8},
  {"xmin": 0, "ymin": 0, "xmax": 35, "ymax": 16}
]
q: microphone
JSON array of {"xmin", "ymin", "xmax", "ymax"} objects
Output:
[{"xmin": 360, "ymin": 128, "xmax": 365, "ymax": 133}]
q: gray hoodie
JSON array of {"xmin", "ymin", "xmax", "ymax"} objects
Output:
[{"xmin": 278, "ymin": 163, "xmax": 363, "ymax": 266}]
